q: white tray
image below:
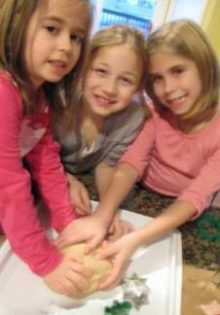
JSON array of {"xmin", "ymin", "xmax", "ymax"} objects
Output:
[{"xmin": 0, "ymin": 205, "xmax": 182, "ymax": 315}]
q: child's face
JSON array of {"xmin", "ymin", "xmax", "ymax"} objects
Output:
[
  {"xmin": 82, "ymin": 43, "xmax": 142, "ymax": 118},
  {"xmin": 149, "ymin": 50, "xmax": 202, "ymax": 116},
  {"xmin": 24, "ymin": 0, "xmax": 89, "ymax": 89}
]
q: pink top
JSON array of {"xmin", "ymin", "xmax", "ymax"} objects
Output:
[
  {"xmin": 0, "ymin": 73, "xmax": 77, "ymax": 276},
  {"xmin": 120, "ymin": 105, "xmax": 220, "ymax": 217}
]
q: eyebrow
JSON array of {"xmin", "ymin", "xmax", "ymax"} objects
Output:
[
  {"xmin": 42, "ymin": 16, "xmax": 86, "ymax": 35},
  {"xmin": 97, "ymin": 62, "xmax": 139, "ymax": 78}
]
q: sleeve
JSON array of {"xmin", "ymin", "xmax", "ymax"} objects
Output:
[
  {"xmin": 119, "ymin": 118, "xmax": 156, "ymax": 181},
  {"xmin": 177, "ymin": 149, "xmax": 220, "ymax": 217},
  {"xmin": 103, "ymin": 104, "xmax": 146, "ymax": 166},
  {"xmin": 26, "ymin": 129, "xmax": 77, "ymax": 231},
  {"xmin": 0, "ymin": 79, "xmax": 62, "ymax": 276}
]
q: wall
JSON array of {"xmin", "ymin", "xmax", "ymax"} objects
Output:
[{"xmin": 201, "ymin": 0, "xmax": 220, "ymax": 60}]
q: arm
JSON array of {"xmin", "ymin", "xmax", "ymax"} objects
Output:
[
  {"xmin": 97, "ymin": 126, "xmax": 220, "ymax": 289},
  {"xmin": 94, "ymin": 162, "xmax": 138, "ymax": 222},
  {"xmin": 26, "ymin": 128, "xmax": 77, "ymax": 232},
  {"xmin": 95, "ymin": 162, "xmax": 115, "ymax": 200},
  {"xmin": 66, "ymin": 172, "xmax": 91, "ymax": 215},
  {"xmin": 98, "ymin": 199, "xmax": 196, "ymax": 289},
  {"xmin": 94, "ymin": 116, "xmax": 156, "ymax": 220},
  {"xmin": 0, "ymin": 79, "xmax": 89, "ymax": 296},
  {"xmin": 95, "ymin": 162, "xmax": 134, "ymax": 240},
  {"xmin": 177, "ymin": 148, "xmax": 220, "ymax": 217},
  {"xmin": 55, "ymin": 106, "xmax": 146, "ymax": 249},
  {"xmin": 55, "ymin": 162, "xmax": 137, "ymax": 250},
  {"xmin": 0, "ymin": 79, "xmax": 61, "ymax": 276}
]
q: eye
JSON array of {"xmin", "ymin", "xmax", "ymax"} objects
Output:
[
  {"xmin": 150, "ymin": 75, "xmax": 162, "ymax": 84},
  {"xmin": 70, "ymin": 33, "xmax": 83, "ymax": 44},
  {"xmin": 93, "ymin": 67, "xmax": 108, "ymax": 76},
  {"xmin": 172, "ymin": 67, "xmax": 185, "ymax": 75},
  {"xmin": 45, "ymin": 26, "xmax": 59, "ymax": 35},
  {"xmin": 119, "ymin": 76, "xmax": 133, "ymax": 85}
]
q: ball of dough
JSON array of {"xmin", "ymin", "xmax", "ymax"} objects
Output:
[{"xmin": 62, "ymin": 243, "xmax": 112, "ymax": 298}]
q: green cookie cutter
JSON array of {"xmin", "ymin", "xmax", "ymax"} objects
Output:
[{"xmin": 196, "ymin": 213, "xmax": 220, "ymax": 242}]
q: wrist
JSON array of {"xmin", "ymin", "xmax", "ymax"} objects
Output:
[
  {"xmin": 66, "ymin": 173, "xmax": 78, "ymax": 184},
  {"xmin": 92, "ymin": 208, "xmax": 114, "ymax": 228}
]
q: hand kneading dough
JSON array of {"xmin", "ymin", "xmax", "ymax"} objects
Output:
[{"xmin": 62, "ymin": 243, "xmax": 112, "ymax": 298}]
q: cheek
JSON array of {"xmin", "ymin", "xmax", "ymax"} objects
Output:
[
  {"xmin": 120, "ymin": 89, "xmax": 136, "ymax": 107},
  {"xmin": 153, "ymin": 84, "xmax": 163, "ymax": 99},
  {"xmin": 71, "ymin": 45, "xmax": 82, "ymax": 68}
]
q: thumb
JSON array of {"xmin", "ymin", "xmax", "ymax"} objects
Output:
[
  {"xmin": 86, "ymin": 235, "xmax": 102, "ymax": 252},
  {"xmin": 55, "ymin": 232, "xmax": 90, "ymax": 249},
  {"xmin": 95, "ymin": 244, "xmax": 117, "ymax": 260}
]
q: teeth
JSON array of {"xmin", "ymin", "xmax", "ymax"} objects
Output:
[
  {"xmin": 97, "ymin": 96, "xmax": 111, "ymax": 104},
  {"xmin": 170, "ymin": 95, "xmax": 184, "ymax": 101},
  {"xmin": 51, "ymin": 61, "xmax": 65, "ymax": 68}
]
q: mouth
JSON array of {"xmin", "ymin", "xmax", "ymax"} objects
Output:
[
  {"xmin": 95, "ymin": 95, "xmax": 116, "ymax": 107},
  {"xmin": 166, "ymin": 94, "xmax": 187, "ymax": 106},
  {"xmin": 49, "ymin": 60, "xmax": 67, "ymax": 71}
]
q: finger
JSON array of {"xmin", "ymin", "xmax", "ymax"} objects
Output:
[
  {"xmin": 108, "ymin": 223, "xmax": 114, "ymax": 234},
  {"xmin": 95, "ymin": 245, "xmax": 117, "ymax": 260},
  {"xmin": 108, "ymin": 225, "xmax": 123, "ymax": 241},
  {"xmin": 54, "ymin": 236, "xmax": 83, "ymax": 249},
  {"xmin": 80, "ymin": 190, "xmax": 91, "ymax": 211},
  {"xmin": 122, "ymin": 221, "xmax": 134, "ymax": 233},
  {"xmin": 75, "ymin": 206, "xmax": 89, "ymax": 216},
  {"xmin": 86, "ymin": 236, "xmax": 103, "ymax": 252},
  {"xmin": 62, "ymin": 280, "xmax": 82, "ymax": 298},
  {"xmin": 74, "ymin": 196, "xmax": 89, "ymax": 215},
  {"xmin": 69, "ymin": 258, "xmax": 92, "ymax": 277},
  {"xmin": 56, "ymin": 232, "xmax": 90, "ymax": 248},
  {"xmin": 67, "ymin": 270, "xmax": 90, "ymax": 293}
]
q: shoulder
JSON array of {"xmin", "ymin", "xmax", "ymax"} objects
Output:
[
  {"xmin": 0, "ymin": 72, "xmax": 22, "ymax": 111},
  {"xmin": 104, "ymin": 102, "xmax": 146, "ymax": 142},
  {"xmin": 0, "ymin": 72, "xmax": 21, "ymax": 101},
  {"xmin": 108, "ymin": 101, "xmax": 145, "ymax": 127},
  {"xmin": 0, "ymin": 71, "xmax": 18, "ymax": 90}
]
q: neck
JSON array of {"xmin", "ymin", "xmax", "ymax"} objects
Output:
[{"xmin": 81, "ymin": 101, "xmax": 105, "ymax": 131}]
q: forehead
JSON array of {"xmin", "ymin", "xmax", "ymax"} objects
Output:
[
  {"xmin": 93, "ymin": 44, "xmax": 141, "ymax": 67},
  {"xmin": 36, "ymin": 0, "xmax": 90, "ymax": 28},
  {"xmin": 149, "ymin": 50, "xmax": 194, "ymax": 72}
]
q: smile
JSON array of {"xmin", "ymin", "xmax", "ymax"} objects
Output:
[
  {"xmin": 95, "ymin": 95, "xmax": 116, "ymax": 107},
  {"xmin": 49, "ymin": 60, "xmax": 67, "ymax": 71}
]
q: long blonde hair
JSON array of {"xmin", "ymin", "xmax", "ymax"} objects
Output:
[
  {"xmin": 145, "ymin": 19, "xmax": 219, "ymax": 119},
  {"xmin": 84, "ymin": 24, "xmax": 147, "ymax": 90},
  {"xmin": 73, "ymin": 24, "xmax": 149, "ymax": 120},
  {"xmin": 0, "ymin": 0, "xmax": 93, "ymax": 118}
]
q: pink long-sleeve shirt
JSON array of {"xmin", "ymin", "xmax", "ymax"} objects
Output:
[
  {"xmin": 0, "ymin": 73, "xmax": 77, "ymax": 276},
  {"xmin": 120, "ymin": 105, "xmax": 220, "ymax": 217}
]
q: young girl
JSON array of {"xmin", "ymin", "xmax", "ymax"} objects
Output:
[
  {"xmin": 93, "ymin": 19, "xmax": 220, "ymax": 289},
  {"xmin": 55, "ymin": 25, "xmax": 148, "ymax": 250},
  {"xmin": 0, "ymin": 0, "xmax": 93, "ymax": 297}
]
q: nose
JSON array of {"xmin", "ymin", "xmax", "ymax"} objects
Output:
[
  {"xmin": 58, "ymin": 33, "xmax": 72, "ymax": 54},
  {"xmin": 102, "ymin": 77, "xmax": 117, "ymax": 96},
  {"xmin": 163, "ymin": 76, "xmax": 175, "ymax": 94}
]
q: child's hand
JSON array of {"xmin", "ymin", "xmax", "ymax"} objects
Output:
[
  {"xmin": 43, "ymin": 255, "xmax": 92, "ymax": 298},
  {"xmin": 67, "ymin": 174, "xmax": 91, "ymax": 215},
  {"xmin": 96, "ymin": 233, "xmax": 138, "ymax": 290},
  {"xmin": 107, "ymin": 213, "xmax": 134, "ymax": 241},
  {"xmin": 55, "ymin": 213, "xmax": 109, "ymax": 251}
]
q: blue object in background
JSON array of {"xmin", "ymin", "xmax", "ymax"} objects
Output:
[{"xmin": 91, "ymin": 0, "xmax": 157, "ymax": 37}]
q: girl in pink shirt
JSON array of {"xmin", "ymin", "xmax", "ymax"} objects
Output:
[
  {"xmin": 93, "ymin": 19, "xmax": 220, "ymax": 289},
  {"xmin": 0, "ymin": 0, "xmax": 92, "ymax": 297}
]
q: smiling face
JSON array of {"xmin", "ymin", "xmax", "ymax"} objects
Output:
[
  {"xmin": 24, "ymin": 0, "xmax": 89, "ymax": 89},
  {"xmin": 82, "ymin": 43, "xmax": 143, "ymax": 118},
  {"xmin": 149, "ymin": 50, "xmax": 202, "ymax": 116}
]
